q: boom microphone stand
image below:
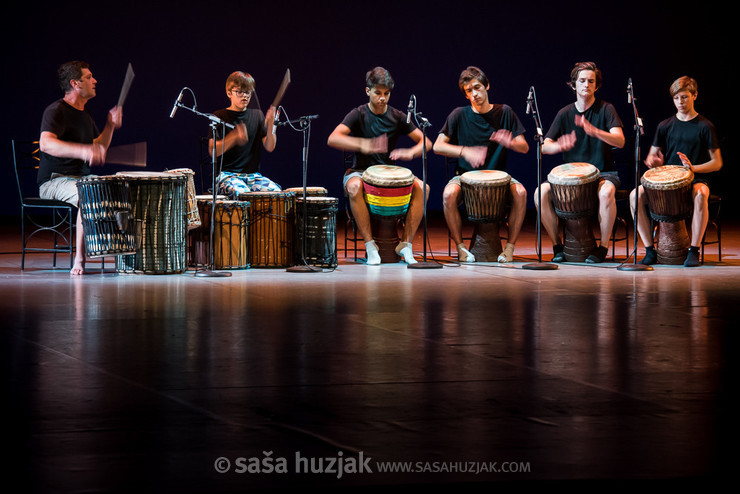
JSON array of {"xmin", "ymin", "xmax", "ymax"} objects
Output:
[
  {"xmin": 618, "ymin": 78, "xmax": 653, "ymax": 272},
  {"xmin": 169, "ymin": 87, "xmax": 232, "ymax": 277},
  {"xmin": 522, "ymin": 86, "xmax": 558, "ymax": 270},
  {"xmin": 281, "ymin": 111, "xmax": 323, "ymax": 273},
  {"xmin": 407, "ymin": 95, "xmax": 442, "ymax": 269}
]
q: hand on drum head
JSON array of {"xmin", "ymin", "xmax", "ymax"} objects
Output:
[
  {"xmin": 389, "ymin": 147, "xmax": 416, "ymax": 161},
  {"xmin": 644, "ymin": 148, "xmax": 664, "ymax": 168},
  {"xmin": 461, "ymin": 145, "xmax": 488, "ymax": 168},
  {"xmin": 676, "ymin": 152, "xmax": 693, "ymax": 170},
  {"xmin": 359, "ymin": 134, "xmax": 387, "ymax": 155}
]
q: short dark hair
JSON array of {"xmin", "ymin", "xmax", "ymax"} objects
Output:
[
  {"xmin": 568, "ymin": 61, "xmax": 602, "ymax": 90},
  {"xmin": 365, "ymin": 67, "xmax": 394, "ymax": 90},
  {"xmin": 226, "ymin": 71, "xmax": 256, "ymax": 94},
  {"xmin": 669, "ymin": 76, "xmax": 698, "ymax": 97},
  {"xmin": 58, "ymin": 61, "xmax": 90, "ymax": 93},
  {"xmin": 458, "ymin": 66, "xmax": 489, "ymax": 95}
]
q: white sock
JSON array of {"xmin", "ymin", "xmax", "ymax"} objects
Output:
[
  {"xmin": 395, "ymin": 241, "xmax": 417, "ymax": 264},
  {"xmin": 456, "ymin": 243, "xmax": 475, "ymax": 263},
  {"xmin": 365, "ymin": 240, "xmax": 380, "ymax": 265}
]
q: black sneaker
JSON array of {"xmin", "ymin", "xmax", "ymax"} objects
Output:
[
  {"xmin": 640, "ymin": 247, "xmax": 657, "ymax": 265},
  {"xmin": 552, "ymin": 244, "xmax": 565, "ymax": 263},
  {"xmin": 684, "ymin": 247, "xmax": 701, "ymax": 267},
  {"xmin": 586, "ymin": 245, "xmax": 609, "ymax": 263}
]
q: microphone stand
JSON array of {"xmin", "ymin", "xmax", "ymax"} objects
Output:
[
  {"xmin": 618, "ymin": 78, "xmax": 653, "ymax": 271},
  {"xmin": 407, "ymin": 96, "xmax": 442, "ymax": 269},
  {"xmin": 523, "ymin": 86, "xmax": 558, "ymax": 270},
  {"xmin": 170, "ymin": 88, "xmax": 232, "ymax": 277},
  {"xmin": 281, "ymin": 112, "xmax": 322, "ymax": 273}
]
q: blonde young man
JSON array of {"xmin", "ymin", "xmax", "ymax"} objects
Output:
[
  {"xmin": 534, "ymin": 61, "xmax": 625, "ymax": 263},
  {"xmin": 629, "ymin": 76, "xmax": 722, "ymax": 267},
  {"xmin": 327, "ymin": 67, "xmax": 432, "ymax": 265},
  {"xmin": 433, "ymin": 66, "xmax": 529, "ymax": 263}
]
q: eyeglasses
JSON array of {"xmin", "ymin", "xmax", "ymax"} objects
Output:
[{"xmin": 230, "ymin": 89, "xmax": 251, "ymax": 97}]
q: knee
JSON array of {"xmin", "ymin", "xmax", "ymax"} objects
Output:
[
  {"xmin": 345, "ymin": 179, "xmax": 362, "ymax": 198},
  {"xmin": 442, "ymin": 186, "xmax": 460, "ymax": 209}
]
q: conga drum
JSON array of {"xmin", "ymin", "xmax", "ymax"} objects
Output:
[
  {"xmin": 238, "ymin": 191, "xmax": 295, "ymax": 267},
  {"xmin": 293, "ymin": 196, "xmax": 338, "ymax": 268},
  {"xmin": 165, "ymin": 168, "xmax": 201, "ymax": 231},
  {"xmin": 548, "ymin": 163, "xmax": 600, "ymax": 262},
  {"xmin": 460, "ymin": 170, "xmax": 511, "ymax": 261},
  {"xmin": 76, "ymin": 175, "xmax": 137, "ymax": 257},
  {"xmin": 284, "ymin": 186, "xmax": 328, "ymax": 197},
  {"xmin": 115, "ymin": 172, "xmax": 188, "ymax": 274},
  {"xmin": 361, "ymin": 165, "xmax": 414, "ymax": 263},
  {"xmin": 642, "ymin": 165, "xmax": 694, "ymax": 265},
  {"xmin": 191, "ymin": 198, "xmax": 250, "ymax": 269}
]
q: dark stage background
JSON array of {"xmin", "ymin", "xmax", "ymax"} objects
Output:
[{"xmin": 1, "ymin": 0, "xmax": 735, "ymax": 220}]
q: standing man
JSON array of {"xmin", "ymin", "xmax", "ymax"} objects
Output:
[
  {"xmin": 38, "ymin": 61, "xmax": 123, "ymax": 275},
  {"xmin": 433, "ymin": 66, "xmax": 529, "ymax": 263},
  {"xmin": 534, "ymin": 61, "xmax": 625, "ymax": 263},
  {"xmin": 209, "ymin": 71, "xmax": 279, "ymax": 196},
  {"xmin": 327, "ymin": 67, "xmax": 432, "ymax": 265},
  {"xmin": 630, "ymin": 76, "xmax": 722, "ymax": 267}
]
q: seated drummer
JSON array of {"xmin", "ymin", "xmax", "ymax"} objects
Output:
[
  {"xmin": 534, "ymin": 61, "xmax": 625, "ymax": 263},
  {"xmin": 208, "ymin": 71, "xmax": 280, "ymax": 197},
  {"xmin": 327, "ymin": 66, "xmax": 432, "ymax": 265},
  {"xmin": 38, "ymin": 60, "xmax": 124, "ymax": 275},
  {"xmin": 433, "ymin": 66, "xmax": 529, "ymax": 263},
  {"xmin": 629, "ymin": 76, "xmax": 723, "ymax": 267}
]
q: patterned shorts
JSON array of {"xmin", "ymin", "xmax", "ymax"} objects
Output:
[{"xmin": 217, "ymin": 172, "xmax": 281, "ymax": 198}]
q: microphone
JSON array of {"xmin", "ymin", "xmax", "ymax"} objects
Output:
[
  {"xmin": 273, "ymin": 107, "xmax": 280, "ymax": 135},
  {"xmin": 627, "ymin": 78, "xmax": 633, "ymax": 104},
  {"xmin": 526, "ymin": 87, "xmax": 534, "ymax": 114},
  {"xmin": 170, "ymin": 89, "xmax": 184, "ymax": 118},
  {"xmin": 406, "ymin": 95, "xmax": 414, "ymax": 124}
]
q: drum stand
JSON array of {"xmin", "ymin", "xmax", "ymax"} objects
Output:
[
  {"xmin": 280, "ymin": 112, "xmax": 323, "ymax": 273},
  {"xmin": 618, "ymin": 79, "xmax": 653, "ymax": 272},
  {"xmin": 522, "ymin": 86, "xmax": 558, "ymax": 270},
  {"xmin": 407, "ymin": 96, "xmax": 442, "ymax": 269},
  {"xmin": 169, "ymin": 88, "xmax": 232, "ymax": 277}
]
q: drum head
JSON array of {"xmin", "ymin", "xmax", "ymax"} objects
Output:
[
  {"xmin": 362, "ymin": 165, "xmax": 414, "ymax": 187},
  {"xmin": 548, "ymin": 162, "xmax": 599, "ymax": 185},
  {"xmin": 116, "ymin": 171, "xmax": 172, "ymax": 178},
  {"xmin": 642, "ymin": 165, "xmax": 693, "ymax": 189},
  {"xmin": 460, "ymin": 169, "xmax": 511, "ymax": 186}
]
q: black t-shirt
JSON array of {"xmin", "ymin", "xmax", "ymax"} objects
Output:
[
  {"xmin": 545, "ymin": 100, "xmax": 623, "ymax": 172},
  {"xmin": 439, "ymin": 104, "xmax": 526, "ymax": 175},
  {"xmin": 340, "ymin": 104, "xmax": 418, "ymax": 171},
  {"xmin": 652, "ymin": 114, "xmax": 720, "ymax": 186},
  {"xmin": 37, "ymin": 99, "xmax": 99, "ymax": 185},
  {"xmin": 212, "ymin": 108, "xmax": 267, "ymax": 174}
]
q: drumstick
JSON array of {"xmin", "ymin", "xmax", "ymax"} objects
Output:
[
  {"xmin": 117, "ymin": 63, "xmax": 135, "ymax": 107},
  {"xmin": 106, "ymin": 142, "xmax": 147, "ymax": 167},
  {"xmin": 271, "ymin": 68, "xmax": 291, "ymax": 108}
]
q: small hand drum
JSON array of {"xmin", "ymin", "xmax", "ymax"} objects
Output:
[
  {"xmin": 284, "ymin": 186, "xmax": 328, "ymax": 197},
  {"xmin": 294, "ymin": 196, "xmax": 338, "ymax": 269},
  {"xmin": 76, "ymin": 175, "xmax": 137, "ymax": 257},
  {"xmin": 548, "ymin": 163, "xmax": 600, "ymax": 262},
  {"xmin": 642, "ymin": 165, "xmax": 694, "ymax": 264},
  {"xmin": 361, "ymin": 165, "xmax": 414, "ymax": 262},
  {"xmin": 460, "ymin": 170, "xmax": 511, "ymax": 261}
]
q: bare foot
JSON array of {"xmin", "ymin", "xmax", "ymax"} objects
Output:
[{"xmin": 71, "ymin": 257, "xmax": 85, "ymax": 275}]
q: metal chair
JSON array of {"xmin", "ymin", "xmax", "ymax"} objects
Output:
[
  {"xmin": 701, "ymin": 193, "xmax": 722, "ymax": 262},
  {"xmin": 12, "ymin": 139, "xmax": 75, "ymax": 270},
  {"xmin": 341, "ymin": 151, "xmax": 361, "ymax": 260}
]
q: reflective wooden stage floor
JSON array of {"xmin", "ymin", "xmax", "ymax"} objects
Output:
[{"xmin": 1, "ymin": 214, "xmax": 736, "ymax": 492}]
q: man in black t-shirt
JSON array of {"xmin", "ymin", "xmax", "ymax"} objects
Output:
[
  {"xmin": 629, "ymin": 76, "xmax": 723, "ymax": 267},
  {"xmin": 327, "ymin": 67, "xmax": 432, "ymax": 265},
  {"xmin": 208, "ymin": 71, "xmax": 279, "ymax": 196},
  {"xmin": 433, "ymin": 66, "xmax": 529, "ymax": 263},
  {"xmin": 38, "ymin": 60, "xmax": 123, "ymax": 274},
  {"xmin": 534, "ymin": 61, "xmax": 625, "ymax": 263}
]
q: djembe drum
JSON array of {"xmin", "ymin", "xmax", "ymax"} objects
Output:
[
  {"xmin": 76, "ymin": 175, "xmax": 137, "ymax": 257},
  {"xmin": 548, "ymin": 162, "xmax": 600, "ymax": 262},
  {"xmin": 165, "ymin": 168, "xmax": 201, "ymax": 231},
  {"xmin": 284, "ymin": 186, "xmax": 328, "ymax": 197},
  {"xmin": 191, "ymin": 198, "xmax": 251, "ymax": 269},
  {"xmin": 460, "ymin": 170, "xmax": 511, "ymax": 261},
  {"xmin": 293, "ymin": 196, "xmax": 338, "ymax": 268},
  {"xmin": 641, "ymin": 165, "xmax": 694, "ymax": 264},
  {"xmin": 361, "ymin": 165, "xmax": 414, "ymax": 263},
  {"xmin": 238, "ymin": 190, "xmax": 295, "ymax": 268},
  {"xmin": 115, "ymin": 171, "xmax": 188, "ymax": 274}
]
